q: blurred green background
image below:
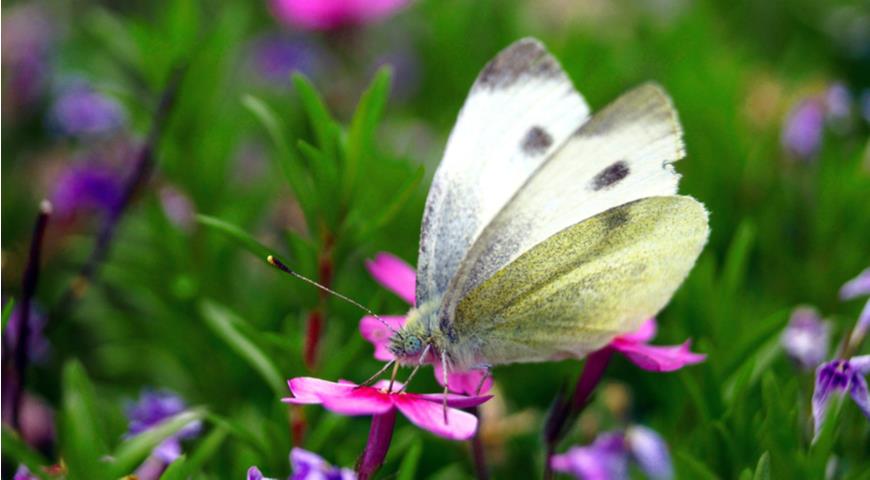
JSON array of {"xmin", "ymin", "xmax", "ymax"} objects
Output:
[{"xmin": 2, "ymin": 0, "xmax": 868, "ymax": 478}]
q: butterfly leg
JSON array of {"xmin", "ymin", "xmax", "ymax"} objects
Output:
[
  {"xmin": 357, "ymin": 359, "xmax": 395, "ymax": 388},
  {"xmin": 399, "ymin": 344, "xmax": 431, "ymax": 393},
  {"xmin": 474, "ymin": 364, "xmax": 493, "ymax": 396},
  {"xmin": 441, "ymin": 351, "xmax": 450, "ymax": 425}
]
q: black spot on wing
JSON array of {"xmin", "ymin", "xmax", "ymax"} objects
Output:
[
  {"xmin": 521, "ymin": 126, "xmax": 553, "ymax": 155},
  {"xmin": 590, "ymin": 161, "xmax": 630, "ymax": 191},
  {"xmin": 476, "ymin": 39, "xmax": 562, "ymax": 91}
]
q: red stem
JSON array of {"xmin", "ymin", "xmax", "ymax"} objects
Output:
[{"xmin": 356, "ymin": 410, "xmax": 397, "ymax": 480}]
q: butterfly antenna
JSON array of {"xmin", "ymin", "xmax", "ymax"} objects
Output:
[{"xmin": 266, "ymin": 255, "xmax": 398, "ymax": 335}]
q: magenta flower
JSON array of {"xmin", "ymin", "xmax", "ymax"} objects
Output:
[
  {"xmin": 269, "ymin": 0, "xmax": 409, "ymax": 31},
  {"xmin": 283, "ymin": 377, "xmax": 490, "ymax": 440},
  {"xmin": 551, "ymin": 425, "xmax": 673, "ymax": 480},
  {"xmin": 781, "ymin": 307, "xmax": 830, "ymax": 371},
  {"xmin": 607, "ymin": 318, "xmax": 706, "ymax": 372},
  {"xmin": 360, "ymin": 252, "xmax": 493, "ymax": 395},
  {"xmin": 812, "ymin": 356, "xmax": 870, "ymax": 439},
  {"xmin": 247, "ymin": 447, "xmax": 355, "ymax": 480}
]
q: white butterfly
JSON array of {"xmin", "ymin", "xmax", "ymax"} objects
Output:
[{"xmin": 377, "ymin": 38, "xmax": 709, "ymax": 387}]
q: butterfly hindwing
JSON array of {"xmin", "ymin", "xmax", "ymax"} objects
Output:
[
  {"xmin": 451, "ymin": 196, "xmax": 709, "ymax": 366},
  {"xmin": 415, "ymin": 38, "xmax": 591, "ymax": 305},
  {"xmin": 438, "ymin": 83, "xmax": 686, "ymax": 320}
]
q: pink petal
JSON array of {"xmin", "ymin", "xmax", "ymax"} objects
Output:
[
  {"xmin": 270, "ymin": 0, "xmax": 407, "ymax": 30},
  {"xmin": 416, "ymin": 392, "xmax": 493, "ymax": 409},
  {"xmin": 359, "ymin": 315, "xmax": 405, "ymax": 361},
  {"xmin": 432, "ymin": 363, "xmax": 494, "ymax": 396},
  {"xmin": 284, "ymin": 377, "xmax": 349, "ymax": 404},
  {"xmin": 611, "ymin": 339, "xmax": 706, "ymax": 372},
  {"xmin": 616, "ymin": 318, "xmax": 658, "ymax": 343},
  {"xmin": 393, "ymin": 395, "xmax": 479, "ymax": 440},
  {"xmin": 365, "ymin": 252, "xmax": 416, "ymax": 305},
  {"xmin": 319, "ymin": 385, "xmax": 394, "ymax": 416}
]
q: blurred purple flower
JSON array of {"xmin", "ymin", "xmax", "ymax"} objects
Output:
[
  {"xmin": 126, "ymin": 390, "xmax": 201, "ymax": 464},
  {"xmin": 159, "ymin": 186, "xmax": 196, "ymax": 232},
  {"xmin": 250, "ymin": 35, "xmax": 323, "ymax": 85},
  {"xmin": 373, "ymin": 49, "xmax": 421, "ymax": 101},
  {"xmin": 49, "ymin": 82, "xmax": 125, "ymax": 137},
  {"xmin": 2, "ymin": 4, "xmax": 55, "ymax": 111},
  {"xmin": 269, "ymin": 0, "xmax": 409, "ymax": 31},
  {"xmin": 782, "ymin": 98, "xmax": 825, "ymax": 160},
  {"xmin": 247, "ymin": 448, "xmax": 356, "ymax": 480},
  {"xmin": 50, "ymin": 163, "xmax": 123, "ymax": 220},
  {"xmin": 812, "ymin": 356, "xmax": 870, "ymax": 439},
  {"xmin": 3, "ymin": 302, "xmax": 50, "ymax": 363},
  {"xmin": 840, "ymin": 268, "xmax": 870, "ymax": 300},
  {"xmin": 551, "ymin": 426, "xmax": 673, "ymax": 480},
  {"xmin": 840, "ymin": 267, "xmax": 870, "ymax": 343},
  {"xmin": 781, "ymin": 307, "xmax": 830, "ymax": 370},
  {"xmin": 13, "ymin": 466, "xmax": 39, "ymax": 480},
  {"xmin": 825, "ymin": 83, "xmax": 852, "ymax": 124}
]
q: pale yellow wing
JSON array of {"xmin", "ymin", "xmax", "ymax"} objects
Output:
[{"xmin": 451, "ymin": 195, "xmax": 708, "ymax": 367}]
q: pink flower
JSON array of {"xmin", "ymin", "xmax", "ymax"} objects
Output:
[
  {"xmin": 283, "ymin": 377, "xmax": 491, "ymax": 440},
  {"xmin": 361, "ymin": 252, "xmax": 493, "ymax": 395},
  {"xmin": 608, "ymin": 318, "xmax": 706, "ymax": 372},
  {"xmin": 269, "ymin": 0, "xmax": 409, "ymax": 31}
]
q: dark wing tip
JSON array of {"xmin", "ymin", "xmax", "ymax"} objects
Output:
[{"xmin": 474, "ymin": 37, "xmax": 565, "ymax": 91}]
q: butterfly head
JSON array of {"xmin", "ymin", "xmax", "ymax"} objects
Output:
[{"xmin": 388, "ymin": 302, "xmax": 441, "ymax": 363}]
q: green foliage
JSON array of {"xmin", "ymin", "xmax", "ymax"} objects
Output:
[{"xmin": 2, "ymin": 0, "xmax": 868, "ymax": 478}]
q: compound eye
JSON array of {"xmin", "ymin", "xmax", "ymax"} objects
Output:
[{"xmin": 404, "ymin": 336, "xmax": 422, "ymax": 355}]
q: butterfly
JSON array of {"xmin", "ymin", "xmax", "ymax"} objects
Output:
[{"xmin": 383, "ymin": 38, "xmax": 710, "ymax": 387}]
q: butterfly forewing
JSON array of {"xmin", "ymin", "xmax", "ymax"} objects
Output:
[
  {"xmin": 415, "ymin": 38, "xmax": 590, "ymax": 305},
  {"xmin": 438, "ymin": 83, "xmax": 686, "ymax": 320},
  {"xmin": 451, "ymin": 196, "xmax": 709, "ymax": 367}
]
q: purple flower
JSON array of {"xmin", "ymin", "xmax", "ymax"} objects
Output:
[
  {"xmin": 372, "ymin": 49, "xmax": 421, "ymax": 101},
  {"xmin": 250, "ymin": 35, "xmax": 323, "ymax": 85},
  {"xmin": 159, "ymin": 185, "xmax": 196, "ymax": 232},
  {"xmin": 3, "ymin": 302, "xmax": 50, "ymax": 363},
  {"xmin": 781, "ymin": 307, "xmax": 830, "ymax": 370},
  {"xmin": 825, "ymin": 83, "xmax": 853, "ymax": 125},
  {"xmin": 2, "ymin": 4, "xmax": 55, "ymax": 111},
  {"xmin": 782, "ymin": 98, "xmax": 825, "ymax": 160},
  {"xmin": 49, "ymin": 82, "xmax": 125, "ymax": 137},
  {"xmin": 812, "ymin": 356, "xmax": 870, "ymax": 439},
  {"xmin": 840, "ymin": 267, "xmax": 870, "ymax": 344},
  {"xmin": 248, "ymin": 448, "xmax": 356, "ymax": 480},
  {"xmin": 13, "ymin": 466, "xmax": 39, "ymax": 480},
  {"xmin": 51, "ymin": 163, "xmax": 123, "ymax": 220},
  {"xmin": 126, "ymin": 390, "xmax": 201, "ymax": 464},
  {"xmin": 551, "ymin": 425, "xmax": 673, "ymax": 480}
]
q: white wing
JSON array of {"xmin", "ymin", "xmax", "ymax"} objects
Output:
[
  {"xmin": 415, "ymin": 38, "xmax": 590, "ymax": 305},
  {"xmin": 440, "ymin": 83, "xmax": 686, "ymax": 319}
]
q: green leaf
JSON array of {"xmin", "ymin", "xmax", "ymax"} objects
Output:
[
  {"xmin": 676, "ymin": 451, "xmax": 721, "ymax": 480},
  {"xmin": 242, "ymin": 94, "xmax": 315, "ymax": 224},
  {"xmin": 397, "ymin": 438, "xmax": 423, "ymax": 480},
  {"xmin": 293, "ymin": 74, "xmax": 339, "ymax": 157},
  {"xmin": 109, "ymin": 409, "xmax": 205, "ymax": 478},
  {"xmin": 197, "ymin": 214, "xmax": 274, "ymax": 262},
  {"xmin": 199, "ymin": 300, "xmax": 285, "ymax": 395},
  {"xmin": 753, "ymin": 451, "xmax": 771, "ymax": 480},
  {"xmin": 352, "ymin": 164, "xmax": 425, "ymax": 241},
  {"xmin": 720, "ymin": 220, "xmax": 755, "ymax": 298},
  {"xmin": 180, "ymin": 426, "xmax": 228, "ymax": 476},
  {"xmin": 205, "ymin": 412, "xmax": 269, "ymax": 458},
  {"xmin": 344, "ymin": 68, "xmax": 393, "ymax": 200},
  {"xmin": 1, "ymin": 426, "xmax": 50, "ymax": 480},
  {"xmin": 159, "ymin": 456, "xmax": 188, "ymax": 480},
  {"xmin": 1, "ymin": 298, "xmax": 15, "ymax": 332},
  {"xmin": 60, "ymin": 360, "xmax": 109, "ymax": 480}
]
